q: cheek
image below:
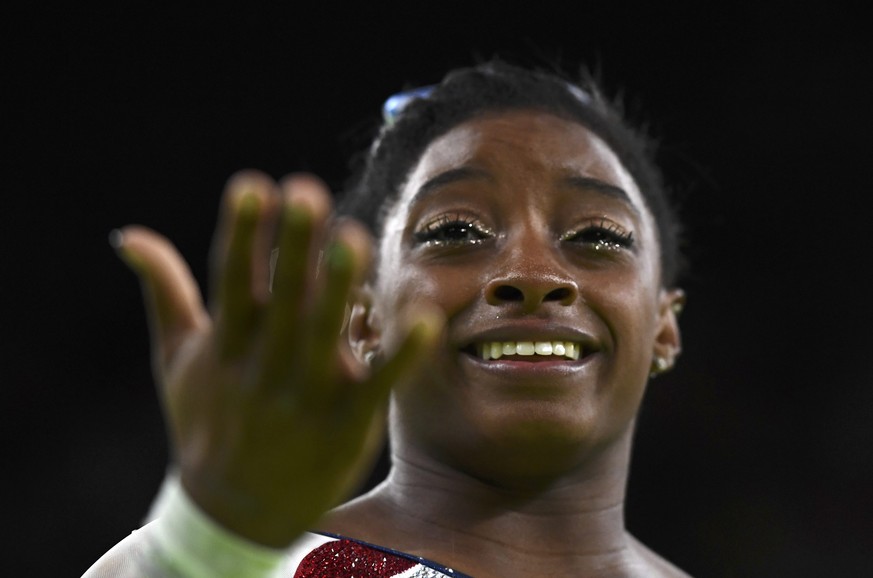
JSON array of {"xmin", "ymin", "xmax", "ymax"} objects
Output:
[
  {"xmin": 379, "ymin": 261, "xmax": 480, "ymax": 308},
  {"xmin": 589, "ymin": 267, "xmax": 660, "ymax": 349},
  {"xmin": 373, "ymin": 261, "xmax": 480, "ymax": 344},
  {"xmin": 589, "ymin": 273, "xmax": 660, "ymax": 419}
]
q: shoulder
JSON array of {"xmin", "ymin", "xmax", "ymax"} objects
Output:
[
  {"xmin": 83, "ymin": 525, "xmax": 465, "ymax": 578},
  {"xmin": 628, "ymin": 534, "xmax": 694, "ymax": 578},
  {"xmin": 81, "ymin": 521, "xmax": 160, "ymax": 577}
]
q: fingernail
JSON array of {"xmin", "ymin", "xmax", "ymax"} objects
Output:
[
  {"xmin": 108, "ymin": 228, "xmax": 145, "ymax": 271},
  {"xmin": 285, "ymin": 201, "xmax": 312, "ymax": 229},
  {"xmin": 411, "ymin": 309, "xmax": 444, "ymax": 344},
  {"xmin": 326, "ymin": 242, "xmax": 352, "ymax": 272},
  {"xmin": 108, "ymin": 228, "xmax": 124, "ymax": 249},
  {"xmin": 236, "ymin": 188, "xmax": 260, "ymax": 217}
]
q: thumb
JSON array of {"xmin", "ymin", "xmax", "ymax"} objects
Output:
[
  {"xmin": 363, "ymin": 304, "xmax": 445, "ymax": 406},
  {"xmin": 111, "ymin": 225, "xmax": 209, "ymax": 369}
]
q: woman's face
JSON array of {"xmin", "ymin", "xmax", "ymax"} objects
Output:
[{"xmin": 361, "ymin": 110, "xmax": 682, "ymax": 482}]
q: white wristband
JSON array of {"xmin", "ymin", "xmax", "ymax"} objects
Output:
[{"xmin": 146, "ymin": 473, "xmax": 286, "ymax": 578}]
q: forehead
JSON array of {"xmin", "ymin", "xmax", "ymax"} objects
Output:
[{"xmin": 397, "ymin": 109, "xmax": 648, "ymax": 216}]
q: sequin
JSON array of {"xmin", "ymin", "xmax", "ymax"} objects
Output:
[
  {"xmin": 295, "ymin": 539, "xmax": 417, "ymax": 577},
  {"xmin": 404, "ymin": 567, "xmax": 454, "ymax": 578}
]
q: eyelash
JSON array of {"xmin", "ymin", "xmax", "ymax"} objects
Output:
[
  {"xmin": 560, "ymin": 220, "xmax": 634, "ymax": 251},
  {"xmin": 413, "ymin": 214, "xmax": 493, "ymax": 247},
  {"xmin": 412, "ymin": 215, "xmax": 633, "ymax": 252}
]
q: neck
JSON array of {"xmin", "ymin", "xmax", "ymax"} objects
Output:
[{"xmin": 366, "ymin": 428, "xmax": 638, "ymax": 576}]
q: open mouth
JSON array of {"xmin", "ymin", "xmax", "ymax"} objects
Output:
[{"xmin": 467, "ymin": 340, "xmax": 583, "ymax": 361}]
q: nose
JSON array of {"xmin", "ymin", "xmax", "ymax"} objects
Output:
[{"xmin": 484, "ymin": 265, "xmax": 579, "ymax": 310}]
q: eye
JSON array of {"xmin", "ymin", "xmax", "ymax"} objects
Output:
[
  {"xmin": 561, "ymin": 219, "xmax": 634, "ymax": 251},
  {"xmin": 413, "ymin": 214, "xmax": 493, "ymax": 247}
]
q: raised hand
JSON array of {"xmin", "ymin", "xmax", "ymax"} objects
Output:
[{"xmin": 113, "ymin": 171, "xmax": 440, "ymax": 548}]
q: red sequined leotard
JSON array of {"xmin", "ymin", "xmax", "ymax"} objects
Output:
[{"xmin": 292, "ymin": 533, "xmax": 473, "ymax": 578}]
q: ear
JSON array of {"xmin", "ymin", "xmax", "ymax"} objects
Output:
[
  {"xmin": 347, "ymin": 283, "xmax": 383, "ymax": 365},
  {"xmin": 652, "ymin": 287, "xmax": 685, "ymax": 371}
]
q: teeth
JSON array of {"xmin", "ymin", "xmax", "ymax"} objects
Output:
[
  {"xmin": 517, "ymin": 342, "xmax": 536, "ymax": 355},
  {"xmin": 534, "ymin": 342, "xmax": 552, "ymax": 355},
  {"xmin": 477, "ymin": 341, "xmax": 581, "ymax": 361}
]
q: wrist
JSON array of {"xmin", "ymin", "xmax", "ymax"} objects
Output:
[
  {"xmin": 179, "ymin": 467, "xmax": 313, "ymax": 548},
  {"xmin": 147, "ymin": 472, "xmax": 287, "ymax": 578}
]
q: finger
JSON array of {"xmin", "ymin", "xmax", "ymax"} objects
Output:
[
  {"xmin": 111, "ymin": 225, "xmax": 209, "ymax": 369},
  {"xmin": 250, "ymin": 191, "xmax": 282, "ymax": 305},
  {"xmin": 210, "ymin": 173, "xmax": 275, "ymax": 359},
  {"xmin": 355, "ymin": 307, "xmax": 444, "ymax": 417},
  {"xmin": 304, "ymin": 220, "xmax": 373, "ymax": 399},
  {"xmin": 260, "ymin": 174, "xmax": 331, "ymax": 387}
]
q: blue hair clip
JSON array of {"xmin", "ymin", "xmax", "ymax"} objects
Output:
[
  {"xmin": 566, "ymin": 83, "xmax": 592, "ymax": 105},
  {"xmin": 382, "ymin": 85, "xmax": 436, "ymax": 125}
]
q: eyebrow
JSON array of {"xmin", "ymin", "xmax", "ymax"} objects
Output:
[
  {"xmin": 561, "ymin": 175, "xmax": 638, "ymax": 213},
  {"xmin": 410, "ymin": 167, "xmax": 638, "ymax": 214},
  {"xmin": 410, "ymin": 166, "xmax": 492, "ymax": 206}
]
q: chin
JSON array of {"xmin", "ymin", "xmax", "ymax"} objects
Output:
[
  {"xmin": 458, "ymin": 443, "xmax": 597, "ymax": 490},
  {"xmin": 449, "ymin": 409, "xmax": 620, "ymax": 487}
]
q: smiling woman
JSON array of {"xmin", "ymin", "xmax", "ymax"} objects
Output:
[
  {"xmin": 83, "ymin": 60, "xmax": 690, "ymax": 578},
  {"xmin": 366, "ymin": 110, "xmax": 683, "ymax": 495}
]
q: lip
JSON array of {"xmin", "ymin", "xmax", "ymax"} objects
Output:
[
  {"xmin": 456, "ymin": 320, "xmax": 602, "ymax": 372},
  {"xmin": 457, "ymin": 320, "xmax": 600, "ymax": 355},
  {"xmin": 459, "ymin": 347, "xmax": 600, "ymax": 382}
]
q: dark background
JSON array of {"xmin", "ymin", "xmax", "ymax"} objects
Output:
[{"xmin": 6, "ymin": 2, "xmax": 873, "ymax": 576}]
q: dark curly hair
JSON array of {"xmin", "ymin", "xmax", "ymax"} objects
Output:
[{"xmin": 338, "ymin": 59, "xmax": 684, "ymax": 287}]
